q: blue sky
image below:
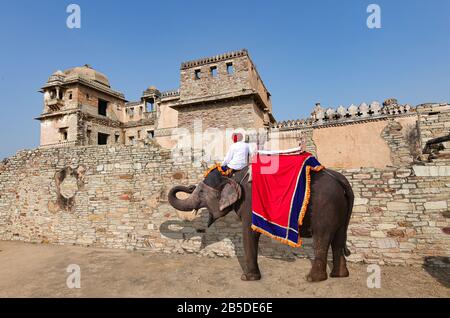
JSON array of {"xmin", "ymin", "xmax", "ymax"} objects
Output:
[{"xmin": 0, "ymin": 0, "xmax": 449, "ymax": 159}]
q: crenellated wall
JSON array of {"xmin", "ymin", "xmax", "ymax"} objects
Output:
[{"xmin": 269, "ymin": 99, "xmax": 421, "ymax": 169}]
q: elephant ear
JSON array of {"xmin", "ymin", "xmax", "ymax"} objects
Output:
[{"xmin": 219, "ymin": 178, "xmax": 242, "ymax": 211}]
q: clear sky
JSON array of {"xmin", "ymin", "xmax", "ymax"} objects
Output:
[{"xmin": 0, "ymin": 0, "xmax": 449, "ymax": 159}]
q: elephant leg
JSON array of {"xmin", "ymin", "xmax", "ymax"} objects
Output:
[
  {"xmin": 241, "ymin": 227, "xmax": 261, "ymax": 281},
  {"xmin": 306, "ymin": 234, "xmax": 331, "ymax": 282},
  {"xmin": 330, "ymin": 226, "xmax": 350, "ymax": 278}
]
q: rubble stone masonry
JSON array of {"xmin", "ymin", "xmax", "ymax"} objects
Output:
[
  {"xmin": 177, "ymin": 97, "xmax": 265, "ymax": 131},
  {"xmin": 0, "ymin": 137, "xmax": 449, "ymax": 267}
]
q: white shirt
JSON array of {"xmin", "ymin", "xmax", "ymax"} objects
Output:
[{"xmin": 222, "ymin": 141, "xmax": 250, "ymax": 170}]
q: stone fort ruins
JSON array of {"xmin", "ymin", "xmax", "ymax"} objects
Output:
[
  {"xmin": 1, "ymin": 49, "xmax": 449, "ymax": 267},
  {"xmin": 37, "ymin": 49, "xmax": 274, "ymax": 151}
]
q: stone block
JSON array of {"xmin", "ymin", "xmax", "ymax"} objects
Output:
[
  {"xmin": 376, "ymin": 238, "xmax": 398, "ymax": 249},
  {"xmin": 88, "ymin": 214, "xmax": 105, "ymax": 222},
  {"xmin": 377, "ymin": 224, "xmax": 396, "ymax": 230},
  {"xmin": 399, "ymin": 242, "xmax": 416, "ymax": 250},
  {"xmin": 396, "ymin": 169, "xmax": 412, "ymax": 178},
  {"xmin": 353, "ymin": 206, "xmax": 367, "ymax": 213},
  {"xmin": 354, "ymin": 174, "xmax": 371, "ymax": 179},
  {"xmin": 413, "ymin": 165, "xmax": 450, "ymax": 177},
  {"xmin": 370, "ymin": 231, "xmax": 386, "ymax": 238},
  {"xmin": 387, "ymin": 201, "xmax": 414, "ymax": 211},
  {"xmin": 354, "ymin": 197, "xmax": 369, "ymax": 205},
  {"xmin": 387, "ymin": 229, "xmax": 406, "ymax": 238},
  {"xmin": 424, "ymin": 201, "xmax": 447, "ymax": 210}
]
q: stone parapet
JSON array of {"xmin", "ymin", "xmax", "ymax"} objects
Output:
[
  {"xmin": 160, "ymin": 89, "xmax": 180, "ymax": 99},
  {"xmin": 274, "ymin": 99, "xmax": 415, "ymax": 130},
  {"xmin": 180, "ymin": 49, "xmax": 248, "ymax": 70}
]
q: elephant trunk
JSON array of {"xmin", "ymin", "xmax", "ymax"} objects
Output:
[{"xmin": 168, "ymin": 185, "xmax": 201, "ymax": 212}]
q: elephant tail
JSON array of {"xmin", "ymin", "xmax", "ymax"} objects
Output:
[
  {"xmin": 323, "ymin": 169, "xmax": 354, "ymax": 258},
  {"xmin": 341, "ymin": 177, "xmax": 354, "ymax": 258},
  {"xmin": 344, "ymin": 245, "xmax": 351, "ymax": 257}
]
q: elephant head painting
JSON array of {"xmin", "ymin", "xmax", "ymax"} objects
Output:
[{"xmin": 168, "ymin": 166, "xmax": 354, "ymax": 282}]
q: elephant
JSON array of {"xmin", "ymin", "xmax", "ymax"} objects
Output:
[{"xmin": 168, "ymin": 166, "xmax": 354, "ymax": 282}]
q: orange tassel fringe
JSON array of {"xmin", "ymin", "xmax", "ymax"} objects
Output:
[{"xmin": 204, "ymin": 163, "xmax": 233, "ymax": 178}]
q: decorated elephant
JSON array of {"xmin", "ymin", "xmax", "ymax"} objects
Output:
[{"xmin": 168, "ymin": 166, "xmax": 354, "ymax": 282}]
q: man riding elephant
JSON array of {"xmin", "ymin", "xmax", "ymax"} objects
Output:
[
  {"xmin": 168, "ymin": 134, "xmax": 354, "ymax": 282},
  {"xmin": 220, "ymin": 132, "xmax": 250, "ymax": 176},
  {"xmin": 203, "ymin": 132, "xmax": 251, "ymax": 179}
]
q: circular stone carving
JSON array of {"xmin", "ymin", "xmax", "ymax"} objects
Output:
[{"xmin": 59, "ymin": 174, "xmax": 78, "ymax": 199}]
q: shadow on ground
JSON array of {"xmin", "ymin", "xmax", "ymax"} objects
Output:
[
  {"xmin": 159, "ymin": 209, "xmax": 308, "ymax": 272},
  {"xmin": 422, "ymin": 256, "xmax": 450, "ymax": 288}
]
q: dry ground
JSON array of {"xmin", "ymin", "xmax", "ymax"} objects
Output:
[{"xmin": 0, "ymin": 241, "xmax": 448, "ymax": 298}]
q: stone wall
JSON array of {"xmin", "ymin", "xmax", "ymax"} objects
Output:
[
  {"xmin": 179, "ymin": 50, "xmax": 251, "ymax": 103},
  {"xmin": 77, "ymin": 85, "xmax": 126, "ymax": 122},
  {"xmin": 272, "ymin": 99, "xmax": 421, "ymax": 169},
  {"xmin": 269, "ymin": 116, "xmax": 418, "ymax": 169},
  {"xmin": 175, "ymin": 49, "xmax": 272, "ymax": 132},
  {"xmin": 267, "ymin": 129, "xmax": 316, "ymax": 155},
  {"xmin": 156, "ymin": 94, "xmax": 179, "ymax": 131},
  {"xmin": 0, "ymin": 142, "xmax": 202, "ymax": 251},
  {"xmin": 176, "ymin": 97, "xmax": 265, "ymax": 131},
  {"xmin": 381, "ymin": 119, "xmax": 416, "ymax": 166},
  {"xmin": 416, "ymin": 103, "xmax": 450, "ymax": 165},
  {"xmin": 40, "ymin": 112, "xmax": 78, "ymax": 146},
  {"xmin": 0, "ymin": 140, "xmax": 449, "ymax": 266},
  {"xmin": 0, "ymin": 142, "xmax": 297, "ymax": 259},
  {"xmin": 342, "ymin": 165, "xmax": 449, "ymax": 266},
  {"xmin": 417, "ymin": 103, "xmax": 450, "ymax": 146},
  {"xmin": 1, "ymin": 99, "xmax": 449, "ymax": 266},
  {"xmin": 77, "ymin": 112, "xmax": 123, "ymax": 146}
]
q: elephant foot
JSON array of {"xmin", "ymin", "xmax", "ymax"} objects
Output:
[
  {"xmin": 241, "ymin": 272, "xmax": 261, "ymax": 281},
  {"xmin": 330, "ymin": 267, "xmax": 349, "ymax": 278},
  {"xmin": 330, "ymin": 256, "xmax": 350, "ymax": 278},
  {"xmin": 305, "ymin": 271, "xmax": 328, "ymax": 282}
]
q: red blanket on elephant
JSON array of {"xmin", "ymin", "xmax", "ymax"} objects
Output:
[{"xmin": 251, "ymin": 152, "xmax": 323, "ymax": 247}]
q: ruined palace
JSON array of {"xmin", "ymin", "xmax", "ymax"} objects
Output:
[
  {"xmin": 0, "ymin": 49, "xmax": 449, "ymax": 267},
  {"xmin": 37, "ymin": 49, "xmax": 274, "ymax": 150}
]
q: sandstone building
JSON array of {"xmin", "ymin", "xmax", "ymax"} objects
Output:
[{"xmin": 36, "ymin": 49, "xmax": 275, "ymax": 149}]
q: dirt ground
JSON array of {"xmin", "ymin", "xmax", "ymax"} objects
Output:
[{"xmin": 0, "ymin": 241, "xmax": 448, "ymax": 298}]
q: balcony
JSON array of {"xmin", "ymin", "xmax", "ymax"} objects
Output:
[{"xmin": 46, "ymin": 98, "xmax": 64, "ymax": 111}]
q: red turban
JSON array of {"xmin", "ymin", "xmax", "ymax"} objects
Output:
[{"xmin": 232, "ymin": 133, "xmax": 243, "ymax": 143}]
